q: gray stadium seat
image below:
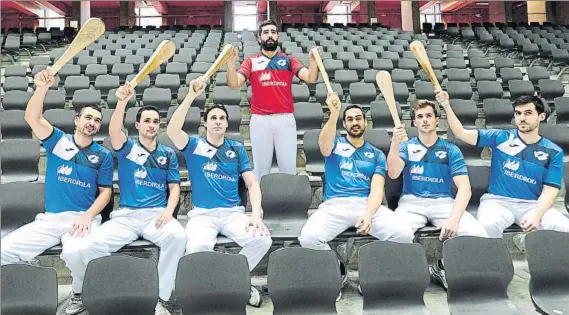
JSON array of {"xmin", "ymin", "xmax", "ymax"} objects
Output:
[
  {"xmin": 446, "ymin": 69, "xmax": 470, "ymax": 82},
  {"xmin": 212, "ymin": 86, "xmax": 241, "ymax": 106},
  {"xmin": 291, "ymin": 84, "xmax": 310, "ymax": 103},
  {"xmin": 94, "ymin": 75, "xmax": 120, "ymax": 96},
  {"xmin": 303, "ymin": 129, "xmax": 326, "ymax": 174},
  {"xmin": 391, "ymin": 69, "xmax": 415, "ymax": 88},
  {"xmin": 539, "ymin": 124, "xmax": 569, "ymax": 156},
  {"xmin": 555, "ymin": 97, "xmax": 569, "ymax": 125},
  {"xmin": 77, "ymin": 56, "xmax": 97, "ymax": 71},
  {"xmin": 500, "ymin": 68, "xmax": 523, "ymax": 86},
  {"xmin": 538, "ymin": 79, "xmax": 565, "ymax": 102},
  {"xmin": 370, "ymin": 100, "xmax": 401, "ymax": 129},
  {"xmin": 0, "ymin": 139, "xmax": 40, "ymax": 183},
  {"xmin": 72, "ymin": 89, "xmax": 101, "ymax": 111},
  {"xmin": 444, "ymin": 237, "xmax": 523, "ymax": 315},
  {"xmin": 373, "ymin": 58, "xmax": 394, "ymax": 72},
  {"xmin": 414, "ymin": 81, "xmax": 435, "ymax": 101},
  {"xmin": 64, "ymin": 76, "xmax": 90, "ymax": 97},
  {"xmin": 106, "ymin": 88, "xmax": 137, "ymax": 109},
  {"xmin": 483, "ymin": 98, "xmax": 513, "ymax": 129},
  {"xmin": 450, "ymin": 99, "xmax": 479, "ymax": 128},
  {"xmin": 509, "ymin": 80, "xmax": 535, "ymax": 100},
  {"xmin": 359, "ymin": 241, "xmax": 430, "ymax": 315},
  {"xmin": 477, "ymin": 81, "xmax": 504, "ymax": 101},
  {"xmin": 1, "ymin": 264, "xmax": 57, "ymax": 315},
  {"xmin": 393, "ymin": 82, "xmax": 410, "ymax": 104},
  {"xmin": 527, "ymin": 67, "xmax": 550, "ymax": 86},
  {"xmin": 166, "ymin": 106, "xmax": 200, "ymax": 136},
  {"xmin": 334, "ymin": 70, "xmax": 359, "ymax": 91},
  {"xmin": 473, "ymin": 68, "xmax": 497, "ymax": 82},
  {"xmin": 58, "ymin": 64, "xmax": 81, "ymax": 82},
  {"xmin": 175, "ymin": 252, "xmax": 250, "ymax": 315},
  {"xmin": 4, "ymin": 65, "xmax": 27, "ymax": 77},
  {"xmin": 349, "ymin": 82, "xmax": 377, "ymax": 105},
  {"xmin": 446, "ymin": 58, "xmax": 467, "ymax": 69},
  {"xmin": 268, "ymin": 248, "xmax": 342, "ymax": 315},
  {"xmin": 166, "ymin": 62, "xmax": 189, "ymax": 82},
  {"xmin": 3, "ymin": 77, "xmax": 29, "ymax": 92},
  {"xmin": 83, "ymin": 255, "xmax": 158, "ymax": 315},
  {"xmin": 446, "ymin": 50, "xmax": 464, "ymax": 59},
  {"xmin": 142, "ymin": 88, "xmax": 171, "ymax": 112},
  {"xmin": 348, "ymin": 59, "xmax": 369, "ymax": 77},
  {"xmin": 224, "ymin": 105, "xmax": 242, "ymax": 134},
  {"xmin": 294, "ymin": 102, "xmax": 323, "ymax": 136},
  {"xmin": 418, "ymin": 69, "xmax": 444, "ymax": 83},
  {"xmin": 447, "ymin": 81, "xmax": 473, "ymax": 100},
  {"xmin": 85, "ymin": 64, "xmax": 108, "ymax": 82},
  {"xmin": 0, "ymin": 110, "xmax": 32, "ymax": 139},
  {"xmin": 469, "ymin": 57, "xmax": 491, "ymax": 69},
  {"xmin": 2, "ymin": 90, "xmax": 32, "ymax": 111},
  {"xmin": 0, "ymin": 181, "xmax": 45, "ymax": 238},
  {"xmin": 177, "ymin": 86, "xmax": 206, "ymax": 112},
  {"xmin": 261, "ymin": 173, "xmax": 312, "ymax": 239},
  {"xmin": 44, "ymin": 109, "xmax": 75, "ymax": 134},
  {"xmin": 155, "ymin": 74, "xmax": 181, "ymax": 92},
  {"xmin": 111, "ymin": 63, "xmax": 135, "ymax": 83},
  {"xmin": 525, "ymin": 230, "xmax": 569, "ymax": 315}
]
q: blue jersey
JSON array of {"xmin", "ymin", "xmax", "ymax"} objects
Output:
[
  {"xmin": 400, "ymin": 137, "xmax": 468, "ymax": 199},
  {"xmin": 478, "ymin": 129, "xmax": 564, "ymax": 200},
  {"xmin": 42, "ymin": 127, "xmax": 113, "ymax": 213},
  {"xmin": 182, "ymin": 136, "xmax": 252, "ymax": 209},
  {"xmin": 115, "ymin": 138, "xmax": 180, "ymax": 209},
  {"xmin": 323, "ymin": 137, "xmax": 387, "ymax": 200}
]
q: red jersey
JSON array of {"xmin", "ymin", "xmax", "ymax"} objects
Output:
[{"xmin": 238, "ymin": 52, "xmax": 305, "ymax": 115}]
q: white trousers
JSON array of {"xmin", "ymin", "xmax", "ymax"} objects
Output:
[
  {"xmin": 395, "ymin": 195, "xmax": 488, "ymax": 237},
  {"xmin": 249, "ymin": 113, "xmax": 297, "ymax": 182},
  {"xmin": 1, "ymin": 212, "xmax": 102, "ymax": 294},
  {"xmin": 298, "ymin": 197, "xmax": 415, "ymax": 250},
  {"xmin": 76, "ymin": 208, "xmax": 186, "ymax": 301},
  {"xmin": 185, "ymin": 207, "xmax": 272, "ymax": 271},
  {"xmin": 477, "ymin": 193, "xmax": 569, "ymax": 238}
]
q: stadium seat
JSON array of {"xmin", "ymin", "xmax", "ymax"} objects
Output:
[
  {"xmin": 349, "ymin": 82, "xmax": 376, "ymax": 105},
  {"xmin": 291, "ymin": 84, "xmax": 310, "ymax": 103},
  {"xmin": 72, "ymin": 89, "xmax": 101, "ymax": 111},
  {"xmin": 539, "ymin": 124, "xmax": 569, "ymax": 156},
  {"xmin": 473, "ymin": 69, "xmax": 497, "ymax": 82},
  {"xmin": 4, "ymin": 65, "xmax": 27, "ymax": 77},
  {"xmin": 335, "ymin": 70, "xmax": 359, "ymax": 91},
  {"xmin": 483, "ymin": 98, "xmax": 513, "ymax": 129},
  {"xmin": 393, "ymin": 82, "xmax": 410, "ymax": 104},
  {"xmin": 446, "ymin": 50, "xmax": 464, "ymax": 59},
  {"xmin": 223, "ymin": 105, "xmax": 241, "ymax": 134},
  {"xmin": 2, "ymin": 90, "xmax": 32, "ymax": 111},
  {"xmin": 509, "ymin": 80, "xmax": 535, "ymax": 100},
  {"xmin": 106, "ymin": 88, "xmax": 137, "ymax": 109},
  {"xmin": 44, "ymin": 109, "xmax": 75, "ymax": 134},
  {"xmin": 315, "ymin": 82, "xmax": 343, "ymax": 105},
  {"xmin": 111, "ymin": 63, "xmax": 135, "ymax": 83},
  {"xmin": 177, "ymin": 86, "xmax": 206, "ymax": 111},
  {"xmin": 142, "ymin": 88, "xmax": 172, "ymax": 112},
  {"xmin": 0, "ymin": 110, "xmax": 32, "ymax": 139},
  {"xmin": 294, "ymin": 102, "xmax": 323, "ymax": 136},
  {"xmin": 538, "ymin": 79, "xmax": 565, "ymax": 102},
  {"xmin": 268, "ymin": 248, "xmax": 341, "ymax": 315},
  {"xmin": 450, "ymin": 99, "xmax": 479, "ymax": 128},
  {"xmin": 85, "ymin": 64, "xmax": 108, "ymax": 82},
  {"xmin": 212, "ymin": 86, "xmax": 241, "ymax": 106},
  {"xmin": 175, "ymin": 252, "xmax": 250, "ymax": 315},
  {"xmin": 373, "ymin": 58, "xmax": 394, "ymax": 72},
  {"xmin": 358, "ymin": 241, "xmax": 430, "ymax": 315},
  {"xmin": 447, "ymin": 81, "xmax": 473, "ymax": 100},
  {"xmin": 64, "ymin": 76, "xmax": 90, "ymax": 97},
  {"xmin": 525, "ymin": 230, "xmax": 569, "ymax": 315},
  {"xmin": 469, "ymin": 57, "xmax": 491, "ymax": 69},
  {"xmin": 124, "ymin": 107, "xmax": 140, "ymax": 136},
  {"xmin": 1, "ymin": 264, "xmax": 57, "ymax": 315},
  {"xmin": 3, "ymin": 77, "xmax": 29, "ymax": 92},
  {"xmin": 0, "ymin": 139, "xmax": 40, "ymax": 183},
  {"xmin": 363, "ymin": 128, "xmax": 390, "ymax": 153},
  {"xmin": 500, "ymin": 68, "xmax": 523, "ymax": 87},
  {"xmin": 369, "ymin": 100, "xmax": 401, "ymax": 130},
  {"xmin": 477, "ymin": 81, "xmax": 504, "ymax": 101},
  {"xmin": 446, "ymin": 69, "xmax": 470, "ymax": 82},
  {"xmin": 555, "ymin": 97, "xmax": 569, "ymax": 125},
  {"xmin": 155, "ymin": 74, "xmax": 181, "ymax": 92},
  {"xmin": 391, "ymin": 69, "xmax": 415, "ymax": 87},
  {"xmin": 443, "ymin": 237, "xmax": 522, "ymax": 315},
  {"xmin": 0, "ymin": 181, "xmax": 45, "ymax": 238},
  {"xmin": 83, "ymin": 255, "xmax": 158, "ymax": 315},
  {"xmin": 58, "ymin": 64, "xmax": 81, "ymax": 82},
  {"xmin": 94, "ymin": 75, "xmax": 120, "ymax": 96},
  {"xmin": 447, "ymin": 129, "xmax": 483, "ymax": 161},
  {"xmin": 418, "ymin": 69, "xmax": 443, "ymax": 83},
  {"xmin": 414, "ymin": 81, "xmax": 435, "ymax": 101},
  {"xmin": 260, "ymin": 173, "xmax": 312, "ymax": 239},
  {"xmin": 446, "ymin": 58, "xmax": 467, "ymax": 69}
]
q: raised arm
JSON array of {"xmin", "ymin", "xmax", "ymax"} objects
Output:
[
  {"xmin": 108, "ymin": 84, "xmax": 134, "ymax": 150},
  {"xmin": 319, "ymin": 92, "xmax": 341, "ymax": 157},
  {"xmin": 297, "ymin": 47, "xmax": 320, "ymax": 84},
  {"xmin": 167, "ymin": 79, "xmax": 206, "ymax": 150},
  {"xmin": 387, "ymin": 125, "xmax": 407, "ymax": 179},
  {"xmin": 25, "ymin": 70, "xmax": 55, "ymax": 140},
  {"xmin": 227, "ymin": 47, "xmax": 247, "ymax": 89},
  {"xmin": 435, "ymin": 89, "xmax": 478, "ymax": 146}
]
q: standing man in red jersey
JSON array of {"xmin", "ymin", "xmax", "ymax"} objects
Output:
[{"xmin": 225, "ymin": 19, "xmax": 320, "ymax": 182}]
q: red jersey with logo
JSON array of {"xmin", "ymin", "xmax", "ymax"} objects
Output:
[{"xmin": 238, "ymin": 52, "xmax": 305, "ymax": 115}]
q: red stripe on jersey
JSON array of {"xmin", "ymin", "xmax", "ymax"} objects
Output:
[{"xmin": 238, "ymin": 52, "xmax": 305, "ymax": 115}]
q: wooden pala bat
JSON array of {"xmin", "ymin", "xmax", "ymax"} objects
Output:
[
  {"xmin": 129, "ymin": 40, "xmax": 176, "ymax": 88},
  {"xmin": 310, "ymin": 47, "xmax": 340, "ymax": 110},
  {"xmin": 194, "ymin": 44, "xmax": 236, "ymax": 91},
  {"xmin": 409, "ymin": 40, "xmax": 441, "ymax": 90},
  {"xmin": 376, "ymin": 71, "xmax": 407, "ymax": 141},
  {"xmin": 49, "ymin": 18, "xmax": 105, "ymax": 74}
]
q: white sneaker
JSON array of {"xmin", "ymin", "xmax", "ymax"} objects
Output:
[
  {"xmin": 248, "ymin": 285, "xmax": 262, "ymax": 307},
  {"xmin": 65, "ymin": 293, "xmax": 86, "ymax": 315},
  {"xmin": 155, "ymin": 299, "xmax": 171, "ymax": 315}
]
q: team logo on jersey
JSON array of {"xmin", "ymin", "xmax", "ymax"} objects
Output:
[
  {"xmin": 435, "ymin": 151, "xmax": 447, "ymax": 159},
  {"xmin": 410, "ymin": 165, "xmax": 424, "ymax": 175},
  {"xmin": 134, "ymin": 168, "xmax": 148, "ymax": 179},
  {"xmin": 534, "ymin": 151, "xmax": 549, "ymax": 161},
  {"xmin": 277, "ymin": 59, "xmax": 287, "ymax": 66},
  {"xmin": 364, "ymin": 152, "xmax": 375, "ymax": 159},
  {"xmin": 259, "ymin": 72, "xmax": 271, "ymax": 82},
  {"xmin": 226, "ymin": 150, "xmax": 236, "ymax": 159},
  {"xmin": 339, "ymin": 161, "xmax": 353, "ymax": 170},
  {"xmin": 57, "ymin": 165, "xmax": 73, "ymax": 176},
  {"xmin": 203, "ymin": 162, "xmax": 218, "ymax": 172},
  {"xmin": 157, "ymin": 156, "xmax": 167, "ymax": 165},
  {"xmin": 88, "ymin": 155, "xmax": 99, "ymax": 164},
  {"xmin": 503, "ymin": 160, "xmax": 520, "ymax": 171}
]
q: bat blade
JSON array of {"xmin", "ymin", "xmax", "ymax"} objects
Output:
[
  {"xmin": 201, "ymin": 44, "xmax": 236, "ymax": 83},
  {"xmin": 310, "ymin": 47, "xmax": 340, "ymax": 109},
  {"xmin": 375, "ymin": 71, "xmax": 401, "ymax": 127},
  {"xmin": 409, "ymin": 40, "xmax": 440, "ymax": 89},
  {"xmin": 129, "ymin": 40, "xmax": 176, "ymax": 88},
  {"xmin": 49, "ymin": 18, "xmax": 105, "ymax": 74}
]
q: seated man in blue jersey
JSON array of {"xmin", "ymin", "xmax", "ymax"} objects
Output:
[
  {"xmin": 0, "ymin": 69, "xmax": 114, "ymax": 315},
  {"xmin": 77, "ymin": 84, "xmax": 186, "ymax": 315},
  {"xmin": 439, "ymin": 92, "xmax": 569, "ymax": 242},
  {"xmin": 166, "ymin": 79, "xmax": 272, "ymax": 307},
  {"xmin": 298, "ymin": 93, "xmax": 414, "ymax": 298},
  {"xmin": 387, "ymin": 99, "xmax": 488, "ymax": 289}
]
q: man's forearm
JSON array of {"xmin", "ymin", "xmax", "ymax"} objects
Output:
[
  {"xmin": 227, "ymin": 65, "xmax": 240, "ymax": 89},
  {"xmin": 84, "ymin": 188, "xmax": 112, "ymax": 218},
  {"xmin": 450, "ymin": 188, "xmax": 470, "ymax": 221},
  {"xmin": 534, "ymin": 189, "xmax": 557, "ymax": 218},
  {"xmin": 109, "ymin": 101, "xmax": 127, "ymax": 135},
  {"xmin": 248, "ymin": 182, "xmax": 263, "ymax": 219},
  {"xmin": 25, "ymin": 87, "xmax": 48, "ymax": 122},
  {"xmin": 306, "ymin": 61, "xmax": 319, "ymax": 83},
  {"xmin": 165, "ymin": 185, "xmax": 181, "ymax": 214}
]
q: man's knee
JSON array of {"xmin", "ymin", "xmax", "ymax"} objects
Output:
[
  {"xmin": 185, "ymin": 239, "xmax": 214, "ymax": 255},
  {"xmin": 298, "ymin": 230, "xmax": 326, "ymax": 249},
  {"xmin": 388, "ymin": 224, "xmax": 415, "ymax": 243}
]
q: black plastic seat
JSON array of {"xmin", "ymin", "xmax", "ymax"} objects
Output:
[
  {"xmin": 0, "ymin": 110, "xmax": 32, "ymax": 139},
  {"xmin": 0, "ymin": 139, "xmax": 40, "ymax": 183},
  {"xmin": 294, "ymin": 102, "xmax": 323, "ymax": 136},
  {"xmin": 0, "ymin": 182, "xmax": 45, "ymax": 238},
  {"xmin": 1, "ymin": 265, "xmax": 57, "ymax": 315},
  {"xmin": 370, "ymin": 100, "xmax": 401, "ymax": 130}
]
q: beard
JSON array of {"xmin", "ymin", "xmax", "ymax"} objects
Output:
[
  {"xmin": 79, "ymin": 125, "xmax": 97, "ymax": 138},
  {"xmin": 517, "ymin": 122, "xmax": 538, "ymax": 133},
  {"xmin": 346, "ymin": 125, "xmax": 365, "ymax": 138},
  {"xmin": 261, "ymin": 38, "xmax": 278, "ymax": 51}
]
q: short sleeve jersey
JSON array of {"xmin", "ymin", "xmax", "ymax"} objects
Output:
[
  {"xmin": 42, "ymin": 127, "xmax": 113, "ymax": 213},
  {"xmin": 182, "ymin": 136, "xmax": 252, "ymax": 209},
  {"xmin": 399, "ymin": 137, "xmax": 468, "ymax": 199},
  {"xmin": 115, "ymin": 138, "xmax": 180, "ymax": 209},
  {"xmin": 477, "ymin": 129, "xmax": 564, "ymax": 200},
  {"xmin": 238, "ymin": 52, "xmax": 305, "ymax": 115},
  {"xmin": 323, "ymin": 137, "xmax": 387, "ymax": 201}
]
